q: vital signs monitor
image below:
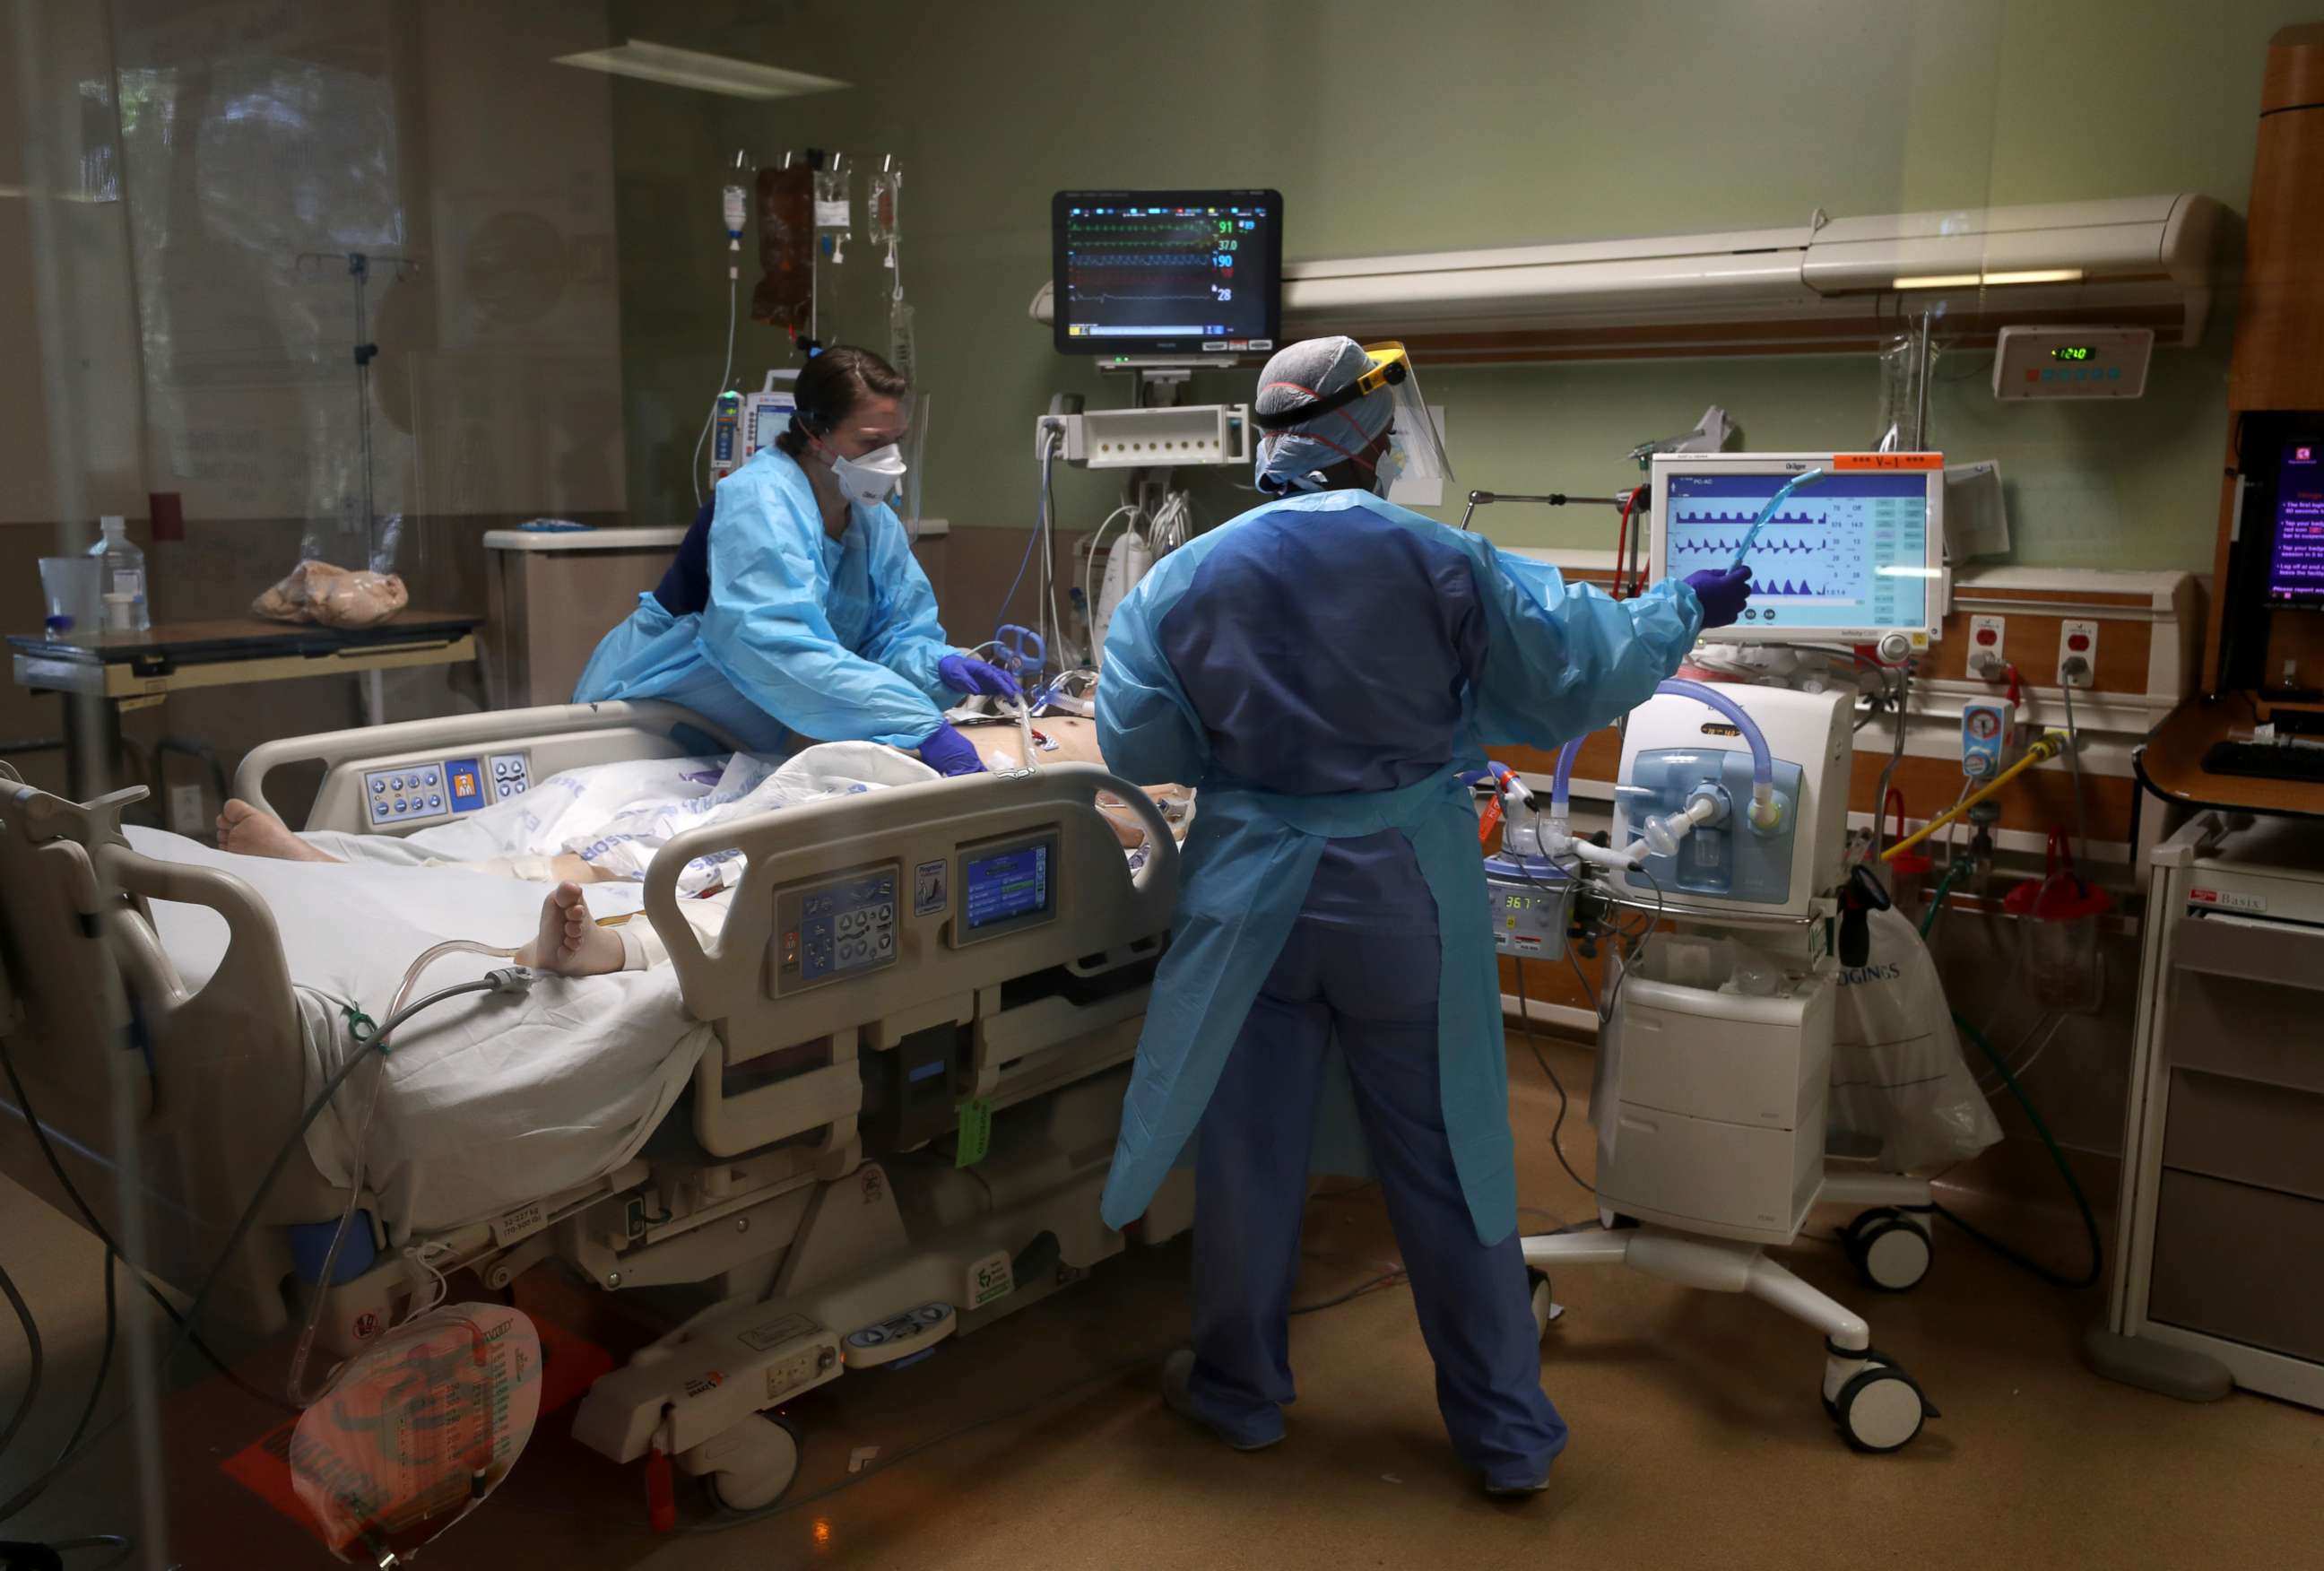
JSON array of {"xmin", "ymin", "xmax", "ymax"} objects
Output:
[{"xmin": 1650, "ymin": 452, "xmax": 1947, "ymax": 647}]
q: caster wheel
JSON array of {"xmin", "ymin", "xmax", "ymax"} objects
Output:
[
  {"xmin": 1821, "ymin": 1346, "xmax": 1896, "ymax": 1420},
  {"xmin": 1527, "ymin": 1268, "xmax": 1559, "ymax": 1338},
  {"xmin": 1844, "ymin": 1208, "xmax": 1932, "ymax": 1292},
  {"xmin": 707, "ymin": 1416, "xmax": 801, "ymax": 1512},
  {"xmin": 1831, "ymin": 1361, "xmax": 1933, "ymax": 1454}
]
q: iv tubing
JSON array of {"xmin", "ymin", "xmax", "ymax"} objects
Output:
[
  {"xmin": 287, "ymin": 938, "xmax": 523, "ymax": 1404},
  {"xmin": 1881, "ymin": 730, "xmax": 2073, "ymax": 863}
]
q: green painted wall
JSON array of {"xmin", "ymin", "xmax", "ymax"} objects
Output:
[{"xmin": 614, "ymin": 0, "xmax": 2315, "ymax": 570}]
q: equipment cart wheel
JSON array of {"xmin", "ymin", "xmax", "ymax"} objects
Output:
[
  {"xmin": 1527, "ymin": 1268, "xmax": 1559, "ymax": 1338},
  {"xmin": 707, "ymin": 1415, "xmax": 802, "ymax": 1512},
  {"xmin": 1843, "ymin": 1207, "xmax": 1933, "ymax": 1292},
  {"xmin": 1828, "ymin": 1355, "xmax": 1935, "ymax": 1454}
]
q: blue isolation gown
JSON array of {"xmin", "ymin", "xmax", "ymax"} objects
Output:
[
  {"xmin": 1095, "ymin": 489, "xmax": 1702, "ymax": 1482},
  {"xmin": 574, "ymin": 447, "xmax": 954, "ymax": 751}
]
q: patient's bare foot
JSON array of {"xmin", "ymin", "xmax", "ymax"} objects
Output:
[
  {"xmin": 215, "ymin": 799, "xmax": 340, "ymax": 862},
  {"xmin": 516, "ymin": 881, "xmax": 628, "ymax": 976}
]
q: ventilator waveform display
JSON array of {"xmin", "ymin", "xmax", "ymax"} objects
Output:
[
  {"xmin": 1054, "ymin": 190, "xmax": 1280, "ymax": 352},
  {"xmin": 1662, "ymin": 470, "xmax": 1932, "ymax": 633}
]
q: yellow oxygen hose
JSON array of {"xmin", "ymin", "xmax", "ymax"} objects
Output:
[{"xmin": 1881, "ymin": 729, "xmax": 2074, "ymax": 863}]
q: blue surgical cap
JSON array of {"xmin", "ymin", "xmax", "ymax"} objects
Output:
[{"xmin": 1252, "ymin": 336, "xmax": 1393, "ymax": 493}]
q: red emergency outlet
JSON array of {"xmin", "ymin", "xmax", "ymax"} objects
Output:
[{"xmin": 2068, "ymin": 632, "xmax": 2091, "ymax": 652}]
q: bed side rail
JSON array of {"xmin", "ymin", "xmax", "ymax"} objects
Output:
[
  {"xmin": 0, "ymin": 769, "xmax": 321, "ymax": 1333},
  {"xmin": 234, "ymin": 699, "xmax": 745, "ymax": 830},
  {"xmin": 640, "ymin": 763, "xmax": 1176, "ymax": 1159},
  {"xmin": 0, "ymin": 770, "xmax": 148, "ymax": 1115},
  {"xmin": 642, "ymin": 763, "xmax": 1175, "ymax": 1022}
]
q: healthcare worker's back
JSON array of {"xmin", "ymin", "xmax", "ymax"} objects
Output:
[{"xmin": 1095, "ymin": 335, "xmax": 1753, "ymax": 1497}]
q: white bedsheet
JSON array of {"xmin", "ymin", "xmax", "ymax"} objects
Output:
[
  {"xmin": 307, "ymin": 741, "xmax": 939, "ymax": 891},
  {"xmin": 125, "ymin": 827, "xmax": 714, "ymax": 1238}
]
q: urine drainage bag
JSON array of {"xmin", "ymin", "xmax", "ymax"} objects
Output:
[{"xmin": 290, "ymin": 1303, "xmax": 542, "ymax": 1563}]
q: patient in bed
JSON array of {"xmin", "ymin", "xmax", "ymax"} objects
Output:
[{"xmin": 213, "ymin": 717, "xmax": 1177, "ymax": 883}]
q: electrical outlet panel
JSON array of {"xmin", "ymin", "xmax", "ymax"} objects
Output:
[
  {"xmin": 1967, "ymin": 614, "xmax": 2007, "ymax": 678},
  {"xmin": 2057, "ymin": 620, "xmax": 2099, "ymax": 688}
]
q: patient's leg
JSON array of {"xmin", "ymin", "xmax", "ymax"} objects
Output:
[
  {"xmin": 216, "ymin": 799, "xmax": 341, "ymax": 862},
  {"xmin": 516, "ymin": 881, "xmax": 628, "ymax": 976}
]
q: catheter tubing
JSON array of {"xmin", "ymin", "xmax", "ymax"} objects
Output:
[{"xmin": 1881, "ymin": 729, "xmax": 2071, "ymax": 863}]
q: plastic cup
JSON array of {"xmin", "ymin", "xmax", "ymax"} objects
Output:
[{"xmin": 38, "ymin": 557, "xmax": 102, "ymax": 636}]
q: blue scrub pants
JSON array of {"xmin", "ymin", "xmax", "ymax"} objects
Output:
[{"xmin": 1184, "ymin": 905, "xmax": 1569, "ymax": 1487}]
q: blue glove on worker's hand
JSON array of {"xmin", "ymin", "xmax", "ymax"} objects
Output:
[
  {"xmin": 1684, "ymin": 565, "xmax": 1754, "ymax": 629},
  {"xmin": 919, "ymin": 723, "xmax": 987, "ymax": 777},
  {"xmin": 937, "ymin": 654, "xmax": 1022, "ymax": 702}
]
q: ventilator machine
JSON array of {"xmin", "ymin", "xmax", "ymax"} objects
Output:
[{"xmin": 1490, "ymin": 451, "xmax": 1951, "ymax": 1453}]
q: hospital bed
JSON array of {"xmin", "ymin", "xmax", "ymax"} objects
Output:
[{"xmin": 0, "ymin": 700, "xmax": 1184, "ymax": 1511}]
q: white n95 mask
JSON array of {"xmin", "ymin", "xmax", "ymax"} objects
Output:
[{"xmin": 829, "ymin": 442, "xmax": 907, "ymax": 506}]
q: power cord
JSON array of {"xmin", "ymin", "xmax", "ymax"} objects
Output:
[
  {"xmin": 1508, "ymin": 941, "xmax": 1593, "ymax": 1202},
  {"xmin": 0, "ymin": 1037, "xmax": 286, "ymax": 1417},
  {"xmin": 0, "ymin": 1263, "xmax": 39, "ymax": 1467},
  {"xmin": 1934, "ymin": 1012, "xmax": 2103, "ymax": 1291},
  {"xmin": 0, "ymin": 974, "xmax": 524, "ymax": 1524}
]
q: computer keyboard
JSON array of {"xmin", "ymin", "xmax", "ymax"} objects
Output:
[{"xmin": 2202, "ymin": 739, "xmax": 2324, "ymax": 783}]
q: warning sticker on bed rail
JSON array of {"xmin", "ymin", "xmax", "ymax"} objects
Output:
[{"xmin": 915, "ymin": 858, "xmax": 948, "ymax": 916}]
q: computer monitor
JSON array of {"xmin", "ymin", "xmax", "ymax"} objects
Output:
[
  {"xmin": 1052, "ymin": 189, "xmax": 1282, "ymax": 359},
  {"xmin": 1650, "ymin": 453, "xmax": 1947, "ymax": 645},
  {"xmin": 2264, "ymin": 434, "xmax": 2324, "ymax": 609}
]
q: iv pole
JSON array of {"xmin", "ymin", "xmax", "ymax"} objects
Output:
[{"xmin": 297, "ymin": 249, "xmax": 421, "ymax": 569}]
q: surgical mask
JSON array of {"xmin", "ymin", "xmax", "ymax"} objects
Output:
[{"xmin": 826, "ymin": 441, "xmax": 907, "ymax": 506}]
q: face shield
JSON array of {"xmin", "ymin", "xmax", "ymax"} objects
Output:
[
  {"xmin": 1250, "ymin": 339, "xmax": 1451, "ymax": 496},
  {"xmin": 1362, "ymin": 342, "xmax": 1451, "ymax": 496}
]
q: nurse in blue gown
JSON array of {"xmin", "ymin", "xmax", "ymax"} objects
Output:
[
  {"xmin": 1096, "ymin": 336, "xmax": 1756, "ymax": 1495},
  {"xmin": 575, "ymin": 346, "xmax": 1013, "ymax": 776}
]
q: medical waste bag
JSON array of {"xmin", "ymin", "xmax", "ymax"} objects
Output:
[
  {"xmin": 1826, "ymin": 905, "xmax": 2002, "ymax": 1172},
  {"xmin": 252, "ymin": 559, "xmax": 410, "ymax": 629},
  {"xmin": 290, "ymin": 1303, "xmax": 542, "ymax": 1562}
]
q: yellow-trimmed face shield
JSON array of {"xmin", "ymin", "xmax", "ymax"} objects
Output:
[
  {"xmin": 1357, "ymin": 341, "xmax": 1452, "ymax": 492},
  {"xmin": 1250, "ymin": 336, "xmax": 1452, "ymax": 494}
]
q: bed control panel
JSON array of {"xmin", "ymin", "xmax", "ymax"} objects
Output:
[
  {"xmin": 772, "ymin": 860, "xmax": 901, "ymax": 994},
  {"xmin": 361, "ymin": 751, "xmax": 532, "ymax": 828},
  {"xmin": 950, "ymin": 830, "xmax": 1059, "ymax": 946}
]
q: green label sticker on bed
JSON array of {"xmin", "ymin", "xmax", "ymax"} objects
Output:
[{"xmin": 955, "ymin": 1098, "xmax": 993, "ymax": 1168}]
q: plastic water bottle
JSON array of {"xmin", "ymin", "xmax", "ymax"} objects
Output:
[{"xmin": 86, "ymin": 515, "xmax": 149, "ymax": 632}]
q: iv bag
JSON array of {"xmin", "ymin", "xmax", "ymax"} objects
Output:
[
  {"xmin": 290, "ymin": 1303, "xmax": 543, "ymax": 1562},
  {"xmin": 868, "ymin": 165, "xmax": 900, "ymax": 250},
  {"xmin": 815, "ymin": 162, "xmax": 852, "ymax": 265},
  {"xmin": 752, "ymin": 163, "xmax": 813, "ymax": 334}
]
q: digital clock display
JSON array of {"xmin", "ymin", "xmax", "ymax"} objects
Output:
[{"xmin": 2051, "ymin": 345, "xmax": 2095, "ymax": 361}]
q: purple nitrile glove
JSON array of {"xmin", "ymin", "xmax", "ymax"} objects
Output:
[
  {"xmin": 918, "ymin": 723, "xmax": 987, "ymax": 777},
  {"xmin": 937, "ymin": 654, "xmax": 1022, "ymax": 701},
  {"xmin": 1684, "ymin": 565, "xmax": 1754, "ymax": 629}
]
